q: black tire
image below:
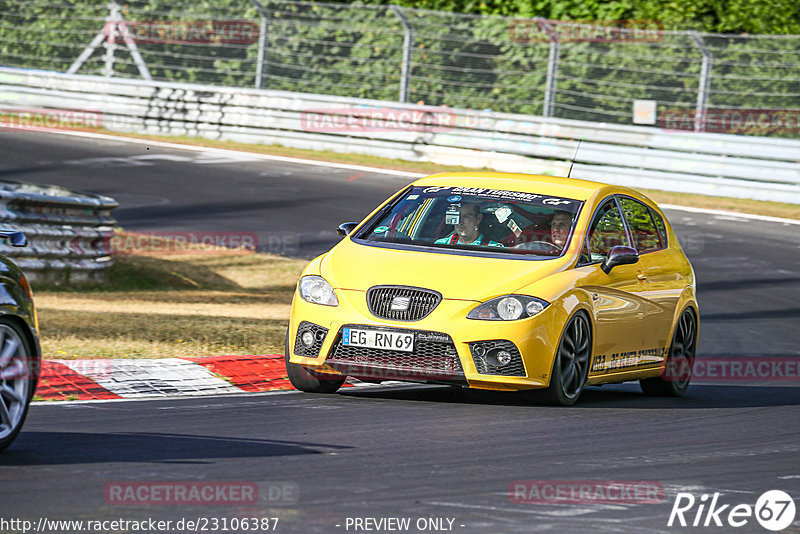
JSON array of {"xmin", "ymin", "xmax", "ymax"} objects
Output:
[
  {"xmin": 537, "ymin": 312, "xmax": 592, "ymax": 406},
  {"xmin": 284, "ymin": 328, "xmax": 346, "ymax": 393},
  {"xmin": 640, "ymin": 308, "xmax": 696, "ymax": 397},
  {"xmin": 0, "ymin": 319, "xmax": 37, "ymax": 453}
]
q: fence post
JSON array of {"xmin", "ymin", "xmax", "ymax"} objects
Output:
[
  {"xmin": 102, "ymin": 1, "xmax": 121, "ymax": 77},
  {"xmin": 255, "ymin": 15, "xmax": 269, "ymax": 88},
  {"xmin": 391, "ymin": 5, "xmax": 414, "ymax": 103},
  {"xmin": 251, "ymin": 0, "xmax": 269, "ymax": 89},
  {"xmin": 541, "ymin": 19, "xmax": 560, "ymax": 118},
  {"xmin": 67, "ymin": 0, "xmax": 151, "ymax": 80},
  {"xmin": 689, "ymin": 31, "xmax": 712, "ymax": 132}
]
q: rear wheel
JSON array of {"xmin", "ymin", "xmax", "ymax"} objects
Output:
[
  {"xmin": 0, "ymin": 320, "xmax": 36, "ymax": 452},
  {"xmin": 538, "ymin": 312, "xmax": 592, "ymax": 406},
  {"xmin": 284, "ymin": 329, "xmax": 346, "ymax": 393},
  {"xmin": 640, "ymin": 308, "xmax": 696, "ymax": 397}
]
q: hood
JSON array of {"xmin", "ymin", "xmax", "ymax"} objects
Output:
[{"xmin": 320, "ymin": 239, "xmax": 568, "ymax": 301}]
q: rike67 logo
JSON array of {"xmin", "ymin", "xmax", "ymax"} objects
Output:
[{"xmin": 668, "ymin": 490, "xmax": 796, "ymax": 531}]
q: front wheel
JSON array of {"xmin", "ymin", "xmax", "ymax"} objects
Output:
[
  {"xmin": 284, "ymin": 329, "xmax": 346, "ymax": 393},
  {"xmin": 537, "ymin": 312, "xmax": 592, "ymax": 406},
  {"xmin": 640, "ymin": 308, "xmax": 697, "ymax": 397},
  {"xmin": 0, "ymin": 320, "xmax": 37, "ymax": 453}
]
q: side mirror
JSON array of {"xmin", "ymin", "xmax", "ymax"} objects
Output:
[
  {"xmin": 337, "ymin": 222, "xmax": 358, "ymax": 238},
  {"xmin": 601, "ymin": 245, "xmax": 638, "ymax": 274},
  {"xmin": 0, "ymin": 230, "xmax": 27, "ymax": 247}
]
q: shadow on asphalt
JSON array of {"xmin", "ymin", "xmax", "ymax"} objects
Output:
[
  {"xmin": 0, "ymin": 432, "xmax": 352, "ymax": 465},
  {"xmin": 337, "ymin": 383, "xmax": 800, "ymax": 410}
]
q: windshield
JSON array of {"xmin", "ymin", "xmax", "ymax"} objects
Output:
[{"xmin": 356, "ymin": 186, "xmax": 582, "ymax": 256}]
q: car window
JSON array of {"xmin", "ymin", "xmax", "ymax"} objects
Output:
[
  {"xmin": 619, "ymin": 197, "xmax": 664, "ymax": 253},
  {"xmin": 355, "ymin": 186, "xmax": 583, "ymax": 257},
  {"xmin": 650, "ymin": 208, "xmax": 668, "ymax": 247},
  {"xmin": 586, "ymin": 199, "xmax": 629, "ymax": 263}
]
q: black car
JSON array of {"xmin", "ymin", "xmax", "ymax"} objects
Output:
[{"xmin": 0, "ymin": 230, "xmax": 41, "ymax": 452}]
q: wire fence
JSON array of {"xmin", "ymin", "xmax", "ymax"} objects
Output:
[{"xmin": 1, "ymin": 0, "xmax": 799, "ymax": 136}]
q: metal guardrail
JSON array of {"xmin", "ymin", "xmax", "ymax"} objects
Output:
[
  {"xmin": 1, "ymin": 67, "xmax": 799, "ymax": 204},
  {"xmin": 0, "ymin": 179, "xmax": 117, "ymax": 283}
]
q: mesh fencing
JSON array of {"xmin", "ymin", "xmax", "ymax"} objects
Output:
[{"xmin": 1, "ymin": 0, "xmax": 799, "ymax": 135}]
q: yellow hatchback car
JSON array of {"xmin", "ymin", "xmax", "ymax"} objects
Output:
[{"xmin": 285, "ymin": 172, "xmax": 698, "ymax": 405}]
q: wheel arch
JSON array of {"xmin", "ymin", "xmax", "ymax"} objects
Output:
[{"xmin": 670, "ymin": 286, "xmax": 699, "ymax": 344}]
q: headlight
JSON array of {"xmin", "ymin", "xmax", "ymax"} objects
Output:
[
  {"xmin": 467, "ymin": 295, "xmax": 549, "ymax": 321},
  {"xmin": 298, "ymin": 276, "xmax": 339, "ymax": 306}
]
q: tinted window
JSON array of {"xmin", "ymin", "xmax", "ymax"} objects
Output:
[
  {"xmin": 651, "ymin": 208, "xmax": 668, "ymax": 247},
  {"xmin": 356, "ymin": 185, "xmax": 582, "ymax": 257},
  {"xmin": 620, "ymin": 197, "xmax": 664, "ymax": 253},
  {"xmin": 586, "ymin": 199, "xmax": 629, "ymax": 262}
]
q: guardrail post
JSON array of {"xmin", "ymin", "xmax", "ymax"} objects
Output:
[
  {"xmin": 251, "ymin": 0, "xmax": 270, "ymax": 89},
  {"xmin": 689, "ymin": 31, "xmax": 713, "ymax": 132},
  {"xmin": 391, "ymin": 5, "xmax": 414, "ymax": 103},
  {"xmin": 541, "ymin": 19, "xmax": 560, "ymax": 118}
]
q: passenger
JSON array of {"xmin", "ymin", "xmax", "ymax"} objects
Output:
[
  {"xmin": 549, "ymin": 210, "xmax": 573, "ymax": 250},
  {"xmin": 435, "ymin": 203, "xmax": 502, "ymax": 247}
]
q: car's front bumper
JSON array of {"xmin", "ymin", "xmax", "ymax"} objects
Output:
[{"xmin": 288, "ymin": 288, "xmax": 567, "ymax": 391}]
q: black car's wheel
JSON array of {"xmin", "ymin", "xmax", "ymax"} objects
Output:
[
  {"xmin": 0, "ymin": 320, "xmax": 36, "ymax": 452},
  {"xmin": 284, "ymin": 329, "xmax": 346, "ymax": 393},
  {"xmin": 538, "ymin": 312, "xmax": 592, "ymax": 406},
  {"xmin": 641, "ymin": 308, "xmax": 697, "ymax": 397}
]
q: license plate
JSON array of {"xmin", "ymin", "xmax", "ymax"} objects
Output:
[{"xmin": 342, "ymin": 328, "xmax": 414, "ymax": 352}]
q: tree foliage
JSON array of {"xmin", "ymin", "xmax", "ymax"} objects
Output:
[{"xmin": 345, "ymin": 0, "xmax": 800, "ymax": 34}]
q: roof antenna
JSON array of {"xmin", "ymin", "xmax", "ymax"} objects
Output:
[{"xmin": 567, "ymin": 139, "xmax": 582, "ymax": 178}]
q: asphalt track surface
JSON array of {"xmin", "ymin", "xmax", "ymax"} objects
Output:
[{"xmin": 1, "ymin": 131, "xmax": 799, "ymax": 533}]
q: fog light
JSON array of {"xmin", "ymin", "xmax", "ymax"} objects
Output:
[
  {"xmin": 474, "ymin": 345, "xmax": 486, "ymax": 357},
  {"xmin": 300, "ymin": 330, "xmax": 315, "ymax": 348},
  {"xmin": 496, "ymin": 350, "xmax": 512, "ymax": 366}
]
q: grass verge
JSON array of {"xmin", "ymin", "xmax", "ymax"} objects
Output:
[{"xmin": 36, "ymin": 234, "xmax": 306, "ymax": 359}]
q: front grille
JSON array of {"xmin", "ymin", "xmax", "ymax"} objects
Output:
[
  {"xmin": 293, "ymin": 321, "xmax": 328, "ymax": 357},
  {"xmin": 326, "ymin": 325, "xmax": 465, "ymax": 384},
  {"xmin": 367, "ymin": 286, "xmax": 442, "ymax": 322},
  {"xmin": 470, "ymin": 340, "xmax": 526, "ymax": 377}
]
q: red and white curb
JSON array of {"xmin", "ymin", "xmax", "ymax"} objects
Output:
[{"xmin": 36, "ymin": 355, "xmax": 295, "ymax": 401}]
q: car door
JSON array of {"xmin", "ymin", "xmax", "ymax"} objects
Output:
[
  {"xmin": 618, "ymin": 196, "xmax": 681, "ymax": 358},
  {"xmin": 574, "ymin": 197, "xmax": 651, "ymax": 377}
]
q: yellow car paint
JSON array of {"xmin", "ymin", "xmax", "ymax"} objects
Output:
[{"xmin": 287, "ymin": 172, "xmax": 698, "ymax": 394}]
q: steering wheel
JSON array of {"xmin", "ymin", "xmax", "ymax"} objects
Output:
[{"xmin": 512, "ymin": 240, "xmax": 562, "ymax": 254}]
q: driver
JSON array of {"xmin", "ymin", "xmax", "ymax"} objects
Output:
[
  {"xmin": 549, "ymin": 210, "xmax": 573, "ymax": 250},
  {"xmin": 435, "ymin": 203, "xmax": 502, "ymax": 247}
]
